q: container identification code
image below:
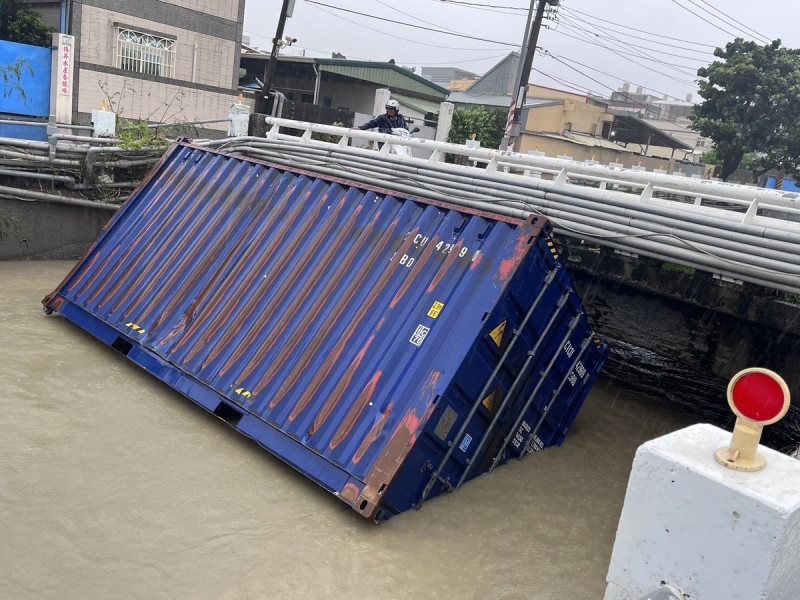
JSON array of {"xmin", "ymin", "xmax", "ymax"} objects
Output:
[
  {"xmin": 410, "ymin": 324, "xmax": 430, "ymax": 347},
  {"xmin": 512, "ymin": 420, "xmax": 532, "ymax": 450},
  {"xmin": 567, "ymin": 361, "xmax": 587, "ymax": 387}
]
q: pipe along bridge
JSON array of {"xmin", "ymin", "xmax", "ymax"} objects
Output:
[
  {"xmin": 215, "ymin": 118, "xmax": 800, "ymax": 296},
  {"xmin": 212, "ymin": 119, "xmax": 800, "ymax": 436}
]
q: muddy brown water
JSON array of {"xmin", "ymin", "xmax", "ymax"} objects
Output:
[{"xmin": 0, "ymin": 261, "xmax": 698, "ymax": 600}]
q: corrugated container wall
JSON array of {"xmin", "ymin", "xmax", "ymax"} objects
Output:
[{"xmin": 44, "ymin": 143, "xmax": 608, "ymax": 522}]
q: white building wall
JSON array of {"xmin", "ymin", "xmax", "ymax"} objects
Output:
[
  {"xmin": 78, "ymin": 69, "xmax": 238, "ymax": 131},
  {"xmin": 319, "ymin": 79, "xmax": 381, "ymax": 116},
  {"xmin": 163, "ymin": 0, "xmax": 240, "ymax": 22},
  {"xmin": 79, "ymin": 5, "xmax": 236, "ymax": 89}
]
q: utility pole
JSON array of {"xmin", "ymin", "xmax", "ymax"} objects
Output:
[
  {"xmin": 256, "ymin": 0, "xmax": 294, "ymax": 115},
  {"xmin": 500, "ymin": 0, "xmax": 558, "ymax": 151}
]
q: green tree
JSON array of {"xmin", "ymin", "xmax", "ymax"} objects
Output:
[
  {"xmin": 690, "ymin": 39, "xmax": 800, "ymax": 181},
  {"xmin": 447, "ymin": 105, "xmax": 506, "ymax": 151},
  {"xmin": 0, "ymin": 0, "xmax": 54, "ymax": 47}
]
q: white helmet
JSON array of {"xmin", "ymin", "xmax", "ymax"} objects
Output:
[{"xmin": 385, "ymin": 99, "xmax": 400, "ymax": 111}]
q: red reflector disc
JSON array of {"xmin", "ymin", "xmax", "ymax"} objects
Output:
[{"xmin": 731, "ymin": 372, "xmax": 785, "ymax": 422}]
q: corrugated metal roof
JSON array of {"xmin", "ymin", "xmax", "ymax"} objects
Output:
[
  {"xmin": 316, "ymin": 59, "xmax": 449, "ymax": 98},
  {"xmin": 44, "ymin": 142, "xmax": 607, "ymax": 521},
  {"xmin": 448, "ymin": 92, "xmax": 557, "ymax": 109},
  {"xmin": 608, "ymin": 114, "xmax": 693, "ymax": 150},
  {"xmin": 467, "ymin": 52, "xmax": 518, "ymax": 96},
  {"xmin": 528, "ymin": 131, "xmax": 637, "ymax": 152},
  {"xmin": 391, "ymin": 93, "xmax": 441, "ymax": 115}
]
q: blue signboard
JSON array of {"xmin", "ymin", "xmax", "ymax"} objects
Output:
[
  {"xmin": 765, "ymin": 177, "xmax": 800, "ymax": 193},
  {"xmin": 1, "ymin": 40, "xmax": 52, "ymax": 118}
]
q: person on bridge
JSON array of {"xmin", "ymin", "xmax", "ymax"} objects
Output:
[{"xmin": 356, "ymin": 99, "xmax": 411, "ymax": 133}]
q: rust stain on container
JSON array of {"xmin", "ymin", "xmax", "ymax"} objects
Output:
[{"xmin": 43, "ymin": 142, "xmax": 608, "ymax": 522}]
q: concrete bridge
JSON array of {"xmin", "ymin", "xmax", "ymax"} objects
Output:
[
  {"xmin": 1, "ymin": 120, "xmax": 798, "ymax": 436},
  {"xmin": 230, "ymin": 119, "xmax": 800, "ymax": 416}
]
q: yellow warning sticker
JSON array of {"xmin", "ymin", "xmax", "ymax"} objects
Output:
[
  {"xmin": 427, "ymin": 301, "xmax": 445, "ymax": 319},
  {"xmin": 235, "ymin": 388, "xmax": 252, "ymax": 399},
  {"xmin": 125, "ymin": 322, "xmax": 146, "ymax": 334},
  {"xmin": 482, "ymin": 390, "xmax": 497, "ymax": 412},
  {"xmin": 489, "ymin": 320, "xmax": 506, "ymax": 347}
]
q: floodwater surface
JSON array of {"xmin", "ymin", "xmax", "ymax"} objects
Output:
[{"xmin": 0, "ymin": 261, "xmax": 698, "ymax": 600}]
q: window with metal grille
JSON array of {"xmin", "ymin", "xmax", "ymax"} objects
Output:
[{"xmin": 115, "ymin": 27, "xmax": 175, "ymax": 78}]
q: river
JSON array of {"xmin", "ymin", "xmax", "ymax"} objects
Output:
[{"xmin": 1, "ymin": 261, "xmax": 702, "ymax": 600}]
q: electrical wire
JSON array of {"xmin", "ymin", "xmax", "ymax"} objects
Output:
[
  {"xmin": 557, "ymin": 12, "xmax": 713, "ymax": 61},
  {"xmin": 375, "ymin": 0, "xmax": 474, "ymax": 36},
  {"xmin": 544, "ymin": 52, "xmax": 695, "ymax": 106},
  {"xmin": 559, "ymin": 5, "xmax": 718, "ymax": 49},
  {"xmin": 305, "ymin": 0, "xmax": 518, "ymax": 47},
  {"xmin": 531, "ymin": 68, "xmax": 607, "ymax": 99},
  {"xmin": 557, "ymin": 20, "xmax": 701, "ymax": 73},
  {"xmin": 433, "ymin": 0, "xmax": 526, "ymax": 13},
  {"xmin": 549, "ymin": 25, "xmax": 698, "ymax": 88},
  {"xmin": 670, "ymin": 0, "xmax": 743, "ymax": 40},
  {"xmin": 695, "ymin": 0, "xmax": 771, "ymax": 43}
]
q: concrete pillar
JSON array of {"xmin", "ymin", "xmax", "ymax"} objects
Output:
[
  {"xmin": 228, "ymin": 98, "xmax": 250, "ymax": 137},
  {"xmin": 248, "ymin": 113, "xmax": 268, "ymax": 137},
  {"xmin": 91, "ymin": 109, "xmax": 116, "ymax": 138},
  {"xmin": 605, "ymin": 423, "xmax": 800, "ymax": 600},
  {"xmin": 50, "ymin": 33, "xmax": 75, "ymax": 124},
  {"xmin": 435, "ymin": 101, "xmax": 454, "ymax": 142},
  {"xmin": 372, "ymin": 88, "xmax": 391, "ymax": 118}
]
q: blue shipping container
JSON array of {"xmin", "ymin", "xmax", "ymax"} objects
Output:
[{"xmin": 44, "ymin": 142, "xmax": 608, "ymax": 522}]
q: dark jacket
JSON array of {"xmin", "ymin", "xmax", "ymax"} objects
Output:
[{"xmin": 358, "ymin": 112, "xmax": 410, "ymax": 134}]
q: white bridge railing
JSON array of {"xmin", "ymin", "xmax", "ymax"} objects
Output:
[{"xmin": 200, "ymin": 117, "xmax": 800, "ymax": 296}]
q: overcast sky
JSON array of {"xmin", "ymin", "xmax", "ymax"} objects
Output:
[{"xmin": 243, "ymin": 0, "xmax": 800, "ymax": 103}]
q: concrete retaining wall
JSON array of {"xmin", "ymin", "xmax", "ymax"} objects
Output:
[{"xmin": 0, "ymin": 198, "xmax": 113, "ymax": 260}]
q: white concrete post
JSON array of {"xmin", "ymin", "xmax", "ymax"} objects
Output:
[
  {"xmin": 228, "ymin": 97, "xmax": 250, "ymax": 137},
  {"xmin": 372, "ymin": 88, "xmax": 391, "ymax": 118},
  {"xmin": 50, "ymin": 33, "xmax": 75, "ymax": 124},
  {"xmin": 91, "ymin": 106, "xmax": 116, "ymax": 138},
  {"xmin": 435, "ymin": 101, "xmax": 454, "ymax": 142},
  {"xmin": 605, "ymin": 423, "xmax": 800, "ymax": 600}
]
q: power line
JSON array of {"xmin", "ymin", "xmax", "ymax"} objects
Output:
[
  {"xmin": 560, "ymin": 5, "xmax": 718, "ymax": 49},
  {"xmin": 550, "ymin": 25, "xmax": 698, "ymax": 86},
  {"xmin": 258, "ymin": 38, "xmax": 508, "ymax": 67},
  {"xmin": 544, "ymin": 52, "xmax": 693, "ymax": 104},
  {"xmin": 305, "ymin": 0, "xmax": 518, "ymax": 47},
  {"xmin": 554, "ymin": 21, "xmax": 690, "ymax": 73},
  {"xmin": 558, "ymin": 12, "xmax": 714, "ymax": 60},
  {"xmin": 670, "ymin": 0, "xmax": 743, "ymax": 40},
  {"xmin": 375, "ymin": 0, "xmax": 464, "ymax": 36},
  {"xmin": 553, "ymin": 16, "xmax": 701, "ymax": 75},
  {"xmin": 433, "ymin": 0, "xmax": 526, "ymax": 12},
  {"xmin": 298, "ymin": 6, "xmax": 512, "ymax": 51},
  {"xmin": 531, "ymin": 68, "xmax": 606, "ymax": 99},
  {"xmin": 557, "ymin": 17, "xmax": 709, "ymax": 66},
  {"xmin": 695, "ymin": 0, "xmax": 771, "ymax": 43},
  {"xmin": 551, "ymin": 15, "xmax": 700, "ymax": 81},
  {"xmin": 542, "ymin": 51, "xmax": 617, "ymax": 96}
]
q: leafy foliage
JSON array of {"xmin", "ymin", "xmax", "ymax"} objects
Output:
[
  {"xmin": 311, "ymin": 122, "xmax": 346, "ymax": 143},
  {"xmin": 701, "ymin": 149, "xmax": 762, "ymax": 172},
  {"xmin": 0, "ymin": 1, "xmax": 55, "ymax": 47},
  {"xmin": 1, "ymin": 57, "xmax": 32, "ymax": 102},
  {"xmin": 447, "ymin": 105, "xmax": 506, "ymax": 151},
  {"xmin": 117, "ymin": 118, "xmax": 170, "ymax": 150},
  {"xmin": 690, "ymin": 39, "xmax": 800, "ymax": 181},
  {"xmin": 700, "ymin": 148, "xmax": 721, "ymax": 166}
]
